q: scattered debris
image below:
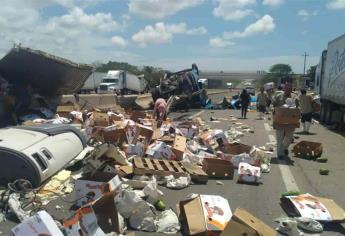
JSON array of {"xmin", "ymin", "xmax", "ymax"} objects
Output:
[{"xmin": 319, "ymin": 168, "xmax": 330, "ymax": 175}]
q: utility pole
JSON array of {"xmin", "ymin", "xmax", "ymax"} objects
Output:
[{"xmin": 302, "ymin": 52, "xmax": 309, "ymax": 75}]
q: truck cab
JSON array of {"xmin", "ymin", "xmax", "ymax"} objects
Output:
[{"xmin": 98, "ymin": 71, "xmax": 124, "ymax": 94}]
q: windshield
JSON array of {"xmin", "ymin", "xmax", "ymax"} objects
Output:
[{"xmin": 102, "ymin": 78, "xmax": 118, "ymax": 84}]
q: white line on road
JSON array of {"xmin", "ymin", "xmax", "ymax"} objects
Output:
[
  {"xmin": 264, "ymin": 123, "xmax": 271, "ymax": 132},
  {"xmin": 266, "ymin": 123, "xmax": 300, "ymax": 192},
  {"xmin": 188, "ymin": 110, "xmax": 205, "ymax": 119}
]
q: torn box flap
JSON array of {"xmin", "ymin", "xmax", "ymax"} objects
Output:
[
  {"xmin": 317, "ymin": 197, "xmax": 345, "ymax": 221},
  {"xmin": 179, "ymin": 196, "xmax": 208, "ymax": 236},
  {"xmin": 92, "ymin": 192, "xmax": 125, "ymax": 234},
  {"xmin": 63, "ymin": 205, "xmax": 106, "ymax": 236},
  {"xmin": 223, "ymin": 207, "xmax": 277, "ymax": 236}
]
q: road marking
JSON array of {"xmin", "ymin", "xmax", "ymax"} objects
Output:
[
  {"xmin": 189, "ymin": 110, "xmax": 205, "ymax": 119},
  {"xmin": 268, "ymin": 134, "xmax": 276, "ymax": 144},
  {"xmin": 265, "ymin": 123, "xmax": 300, "ymax": 192},
  {"xmin": 264, "ymin": 123, "xmax": 271, "ymax": 132}
]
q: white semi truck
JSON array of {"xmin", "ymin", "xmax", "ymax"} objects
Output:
[
  {"xmin": 98, "ymin": 70, "xmax": 147, "ymax": 94},
  {"xmin": 315, "ymin": 33, "xmax": 345, "ymax": 125}
]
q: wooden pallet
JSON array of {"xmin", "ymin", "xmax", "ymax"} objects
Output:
[{"xmin": 133, "ymin": 157, "xmax": 208, "ymax": 183}]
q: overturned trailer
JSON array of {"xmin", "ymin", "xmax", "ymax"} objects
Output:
[
  {"xmin": 0, "ymin": 45, "xmax": 93, "ymax": 95},
  {"xmin": 151, "ymin": 64, "xmax": 208, "ymax": 109},
  {"xmin": 0, "ymin": 45, "xmax": 94, "ymax": 127}
]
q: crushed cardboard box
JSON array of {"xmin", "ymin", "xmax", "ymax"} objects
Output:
[
  {"xmin": 12, "ymin": 210, "xmax": 64, "ymax": 236},
  {"xmin": 281, "ymin": 193, "xmax": 345, "ymax": 222},
  {"xmin": 221, "ymin": 208, "xmax": 277, "ymax": 236}
]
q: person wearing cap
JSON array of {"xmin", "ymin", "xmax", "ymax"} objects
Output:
[
  {"xmin": 298, "ymin": 89, "xmax": 313, "ymax": 134},
  {"xmin": 272, "ymin": 83, "xmax": 298, "ymax": 159},
  {"xmin": 153, "ymin": 98, "xmax": 167, "ymax": 121}
]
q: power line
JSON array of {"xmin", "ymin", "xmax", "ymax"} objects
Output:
[{"xmin": 302, "ymin": 52, "xmax": 309, "ymax": 75}]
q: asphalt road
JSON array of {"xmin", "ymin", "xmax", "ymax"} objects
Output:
[{"xmin": 1, "ymin": 91, "xmax": 345, "ymax": 235}]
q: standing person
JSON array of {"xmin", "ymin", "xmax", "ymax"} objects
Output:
[
  {"xmin": 256, "ymin": 87, "xmax": 269, "ymax": 119},
  {"xmin": 240, "ymin": 89, "xmax": 251, "ymax": 119},
  {"xmin": 153, "ymin": 98, "xmax": 167, "ymax": 121},
  {"xmin": 272, "ymin": 83, "xmax": 297, "ymax": 159},
  {"xmin": 298, "ymin": 89, "xmax": 313, "ymax": 134}
]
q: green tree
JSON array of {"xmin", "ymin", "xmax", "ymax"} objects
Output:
[
  {"xmin": 307, "ymin": 65, "xmax": 317, "ymax": 82},
  {"xmin": 269, "ymin": 64, "xmax": 293, "ymax": 75}
]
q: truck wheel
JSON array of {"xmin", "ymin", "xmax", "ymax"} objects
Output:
[
  {"xmin": 320, "ymin": 101, "xmax": 326, "ymax": 123},
  {"xmin": 325, "ymin": 102, "xmax": 332, "ymax": 124}
]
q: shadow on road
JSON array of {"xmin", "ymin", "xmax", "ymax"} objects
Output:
[
  {"xmin": 323, "ymin": 222, "xmax": 345, "ymax": 235},
  {"xmin": 271, "ymin": 157, "xmax": 295, "ymax": 166}
]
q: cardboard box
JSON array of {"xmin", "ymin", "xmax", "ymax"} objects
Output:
[
  {"xmin": 126, "ymin": 142, "xmax": 145, "ymax": 157},
  {"xmin": 132, "ymin": 124, "xmax": 153, "ymax": 145},
  {"xmin": 281, "ymin": 193, "xmax": 345, "ymax": 222},
  {"xmin": 146, "ymin": 141, "xmax": 176, "ymax": 160},
  {"xmin": 238, "ymin": 162, "xmax": 261, "ymax": 183},
  {"xmin": 213, "ymin": 130, "xmax": 228, "ymax": 146},
  {"xmin": 64, "ymin": 193, "xmax": 125, "ymax": 235},
  {"xmin": 12, "ymin": 210, "xmax": 64, "ymax": 236},
  {"xmin": 273, "ymin": 107, "xmax": 300, "ymax": 128},
  {"xmin": 172, "ymin": 135, "xmax": 187, "ymax": 161},
  {"xmin": 56, "ymin": 105, "xmax": 74, "ymax": 118},
  {"xmin": 221, "ymin": 143, "xmax": 252, "ymax": 156},
  {"xmin": 221, "ymin": 208, "xmax": 277, "ymax": 236},
  {"xmin": 92, "ymin": 192, "xmax": 125, "ymax": 234},
  {"xmin": 94, "ymin": 112, "xmax": 109, "ymax": 127},
  {"xmin": 202, "ymin": 158, "xmax": 234, "ymax": 179},
  {"xmin": 75, "ymin": 172, "xmax": 122, "ymax": 206},
  {"xmin": 102, "ymin": 127, "xmax": 128, "ymax": 145},
  {"xmin": 64, "ymin": 205, "xmax": 106, "ymax": 236},
  {"xmin": 179, "ymin": 195, "xmax": 232, "ymax": 236},
  {"xmin": 103, "ymin": 165, "xmax": 133, "ymax": 177},
  {"xmin": 292, "ymin": 141, "xmax": 323, "ymax": 159}
]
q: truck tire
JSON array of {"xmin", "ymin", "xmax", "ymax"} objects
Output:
[
  {"xmin": 320, "ymin": 101, "xmax": 326, "ymax": 123},
  {"xmin": 325, "ymin": 102, "xmax": 332, "ymax": 124}
]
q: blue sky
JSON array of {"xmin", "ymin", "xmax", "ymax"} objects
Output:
[{"xmin": 1, "ymin": 0, "xmax": 345, "ymax": 73}]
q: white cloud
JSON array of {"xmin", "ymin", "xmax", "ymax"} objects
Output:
[
  {"xmin": 298, "ymin": 9, "xmax": 318, "ymax": 21},
  {"xmin": 46, "ymin": 7, "xmax": 119, "ymax": 33},
  {"xmin": 111, "ymin": 36, "xmax": 127, "ymax": 47},
  {"xmin": 209, "ymin": 15, "xmax": 275, "ymax": 48},
  {"xmin": 327, "ymin": 0, "xmax": 345, "ymax": 9},
  {"xmin": 132, "ymin": 22, "xmax": 207, "ymax": 46},
  {"xmin": 209, "ymin": 37, "xmax": 234, "ymax": 48},
  {"xmin": 262, "ymin": 0, "xmax": 284, "ymax": 6},
  {"xmin": 187, "ymin": 26, "xmax": 208, "ymax": 35},
  {"xmin": 224, "ymin": 14, "xmax": 275, "ymax": 39},
  {"xmin": 128, "ymin": 0, "xmax": 204, "ymax": 19},
  {"xmin": 213, "ymin": 0, "xmax": 256, "ymax": 21},
  {"xmin": 0, "ymin": 1, "xmax": 135, "ymax": 64}
]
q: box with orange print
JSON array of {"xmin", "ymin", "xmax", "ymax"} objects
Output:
[{"xmin": 75, "ymin": 171, "xmax": 122, "ymax": 207}]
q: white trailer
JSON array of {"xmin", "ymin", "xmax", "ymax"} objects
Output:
[
  {"xmin": 316, "ymin": 33, "xmax": 345, "ymax": 125},
  {"xmin": 98, "ymin": 70, "xmax": 147, "ymax": 94}
]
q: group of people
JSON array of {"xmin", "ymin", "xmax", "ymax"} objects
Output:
[
  {"xmin": 239, "ymin": 83, "xmax": 316, "ymax": 159},
  {"xmin": 238, "ymin": 87, "xmax": 270, "ymax": 119},
  {"xmin": 154, "ymin": 83, "xmax": 315, "ymax": 160}
]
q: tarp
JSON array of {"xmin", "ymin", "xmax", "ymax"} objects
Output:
[{"xmin": 0, "ymin": 46, "xmax": 93, "ymax": 95}]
